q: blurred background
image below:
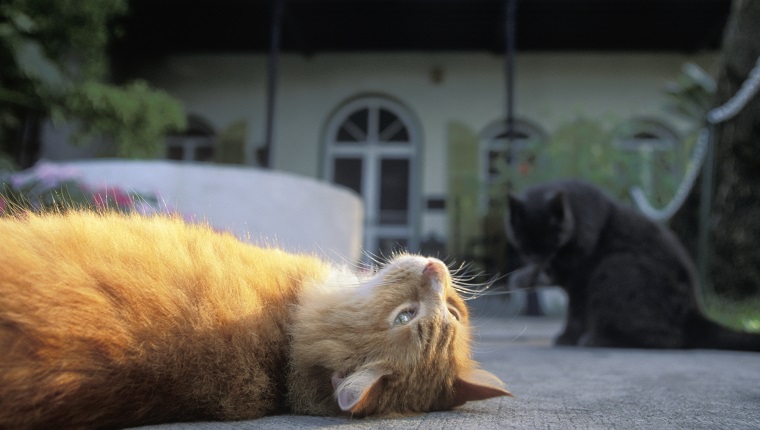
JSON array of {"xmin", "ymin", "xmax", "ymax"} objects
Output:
[{"xmin": 1, "ymin": 0, "xmax": 758, "ymax": 324}]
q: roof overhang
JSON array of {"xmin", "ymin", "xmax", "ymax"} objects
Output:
[{"xmin": 112, "ymin": 0, "xmax": 731, "ymax": 57}]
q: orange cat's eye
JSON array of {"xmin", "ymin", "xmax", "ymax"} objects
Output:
[
  {"xmin": 447, "ymin": 306, "xmax": 461, "ymax": 321},
  {"xmin": 393, "ymin": 309, "xmax": 416, "ymax": 326}
]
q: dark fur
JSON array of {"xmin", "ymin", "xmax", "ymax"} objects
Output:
[{"xmin": 506, "ymin": 179, "xmax": 760, "ymax": 351}]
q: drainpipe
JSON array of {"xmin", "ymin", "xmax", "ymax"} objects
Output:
[
  {"xmin": 504, "ymin": 0, "xmax": 540, "ymax": 316},
  {"xmin": 505, "ymin": 0, "xmax": 517, "ymax": 175},
  {"xmin": 697, "ymin": 121, "xmax": 716, "ymax": 296},
  {"xmin": 261, "ymin": 0, "xmax": 286, "ymax": 168}
]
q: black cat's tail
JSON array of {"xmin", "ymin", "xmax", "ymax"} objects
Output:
[{"xmin": 685, "ymin": 311, "xmax": 760, "ymax": 352}]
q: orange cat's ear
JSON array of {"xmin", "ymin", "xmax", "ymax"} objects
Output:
[
  {"xmin": 333, "ymin": 367, "xmax": 389, "ymax": 413},
  {"xmin": 452, "ymin": 368, "xmax": 512, "ymax": 407}
]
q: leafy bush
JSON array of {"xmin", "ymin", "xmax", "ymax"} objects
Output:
[
  {"xmin": 489, "ymin": 116, "xmax": 684, "ymax": 209},
  {"xmin": 53, "ymin": 81, "xmax": 186, "ymax": 158},
  {"xmin": 0, "ymin": 1, "xmax": 186, "ymax": 162}
]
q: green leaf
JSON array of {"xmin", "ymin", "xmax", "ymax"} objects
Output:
[
  {"xmin": 7, "ymin": 9, "xmax": 36, "ymax": 33},
  {"xmin": 0, "ymin": 23, "xmax": 16, "ymax": 38},
  {"xmin": 59, "ymin": 80, "xmax": 186, "ymax": 158},
  {"xmin": 14, "ymin": 37, "xmax": 66, "ymax": 86},
  {"xmin": 0, "ymin": 87, "xmax": 34, "ymax": 106}
]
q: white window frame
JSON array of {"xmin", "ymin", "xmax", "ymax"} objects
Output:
[
  {"xmin": 323, "ymin": 96, "xmax": 421, "ymax": 258},
  {"xmin": 166, "ymin": 115, "xmax": 216, "ymax": 162},
  {"xmin": 479, "ymin": 118, "xmax": 547, "ymax": 210},
  {"xmin": 614, "ymin": 118, "xmax": 681, "ymax": 198}
]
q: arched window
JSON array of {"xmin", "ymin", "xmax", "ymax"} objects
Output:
[
  {"xmin": 614, "ymin": 118, "xmax": 679, "ymax": 151},
  {"xmin": 166, "ymin": 115, "xmax": 216, "ymax": 162},
  {"xmin": 613, "ymin": 118, "xmax": 681, "ymax": 200},
  {"xmin": 323, "ymin": 96, "xmax": 420, "ymax": 258},
  {"xmin": 480, "ymin": 118, "xmax": 547, "ymax": 209}
]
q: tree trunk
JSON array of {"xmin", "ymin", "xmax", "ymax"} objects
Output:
[{"xmin": 671, "ymin": 0, "xmax": 760, "ymax": 298}]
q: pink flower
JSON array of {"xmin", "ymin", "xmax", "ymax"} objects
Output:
[{"xmin": 92, "ymin": 188, "xmax": 134, "ymax": 209}]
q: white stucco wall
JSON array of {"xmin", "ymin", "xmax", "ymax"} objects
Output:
[
  {"xmin": 56, "ymin": 160, "xmax": 364, "ymax": 263},
  {"xmin": 100, "ymin": 51, "xmax": 719, "ymax": 243}
]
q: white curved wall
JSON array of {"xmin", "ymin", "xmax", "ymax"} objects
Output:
[{"xmin": 57, "ymin": 160, "xmax": 364, "ymax": 263}]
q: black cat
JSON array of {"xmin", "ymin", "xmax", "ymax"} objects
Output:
[{"xmin": 506, "ymin": 179, "xmax": 760, "ymax": 351}]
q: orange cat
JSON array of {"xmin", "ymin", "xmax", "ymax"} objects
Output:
[{"xmin": 0, "ymin": 211, "xmax": 509, "ymax": 428}]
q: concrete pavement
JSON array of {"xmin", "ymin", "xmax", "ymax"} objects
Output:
[{"xmin": 135, "ymin": 308, "xmax": 760, "ymax": 429}]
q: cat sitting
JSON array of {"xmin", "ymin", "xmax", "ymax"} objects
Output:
[
  {"xmin": 506, "ymin": 179, "xmax": 760, "ymax": 351},
  {"xmin": 0, "ymin": 211, "xmax": 509, "ymax": 429}
]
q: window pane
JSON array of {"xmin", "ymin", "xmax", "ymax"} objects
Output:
[
  {"xmin": 379, "ymin": 158, "xmax": 409, "ymax": 225},
  {"xmin": 378, "ymin": 237, "xmax": 408, "ymax": 257},
  {"xmin": 348, "ymin": 109, "xmax": 369, "ymax": 131},
  {"xmin": 333, "ymin": 158, "xmax": 363, "ymax": 195},
  {"xmin": 194, "ymin": 146, "xmax": 214, "ymax": 162},
  {"xmin": 379, "ymin": 109, "xmax": 396, "ymax": 133},
  {"xmin": 633, "ymin": 131, "xmax": 660, "ymax": 140},
  {"xmin": 488, "ymin": 151, "xmax": 503, "ymax": 178},
  {"xmin": 379, "ymin": 108, "xmax": 409, "ymax": 143},
  {"xmin": 337, "ymin": 125, "xmax": 359, "ymax": 142},
  {"xmin": 336, "ymin": 109, "xmax": 369, "ymax": 143},
  {"xmin": 387, "ymin": 126, "xmax": 409, "ymax": 142},
  {"xmin": 167, "ymin": 145, "xmax": 184, "ymax": 160},
  {"xmin": 495, "ymin": 130, "xmax": 529, "ymax": 140}
]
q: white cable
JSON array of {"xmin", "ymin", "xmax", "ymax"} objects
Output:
[
  {"xmin": 632, "ymin": 129, "xmax": 708, "ymax": 221},
  {"xmin": 633, "ymin": 56, "xmax": 760, "ymax": 221},
  {"xmin": 707, "ymin": 56, "xmax": 760, "ymax": 123}
]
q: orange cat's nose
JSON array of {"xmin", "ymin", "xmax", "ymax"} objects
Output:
[
  {"xmin": 422, "ymin": 259, "xmax": 449, "ymax": 298},
  {"xmin": 423, "ymin": 259, "xmax": 447, "ymax": 278}
]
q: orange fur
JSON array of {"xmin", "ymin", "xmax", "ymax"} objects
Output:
[{"xmin": 0, "ymin": 212, "xmax": 509, "ymax": 429}]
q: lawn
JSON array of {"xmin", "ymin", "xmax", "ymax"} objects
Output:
[{"xmin": 704, "ymin": 293, "xmax": 760, "ymax": 333}]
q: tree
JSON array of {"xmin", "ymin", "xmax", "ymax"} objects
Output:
[
  {"xmin": 671, "ymin": 0, "xmax": 760, "ymax": 298},
  {"xmin": 0, "ymin": 0, "xmax": 185, "ymax": 168}
]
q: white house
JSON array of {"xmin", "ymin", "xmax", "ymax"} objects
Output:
[{"xmin": 40, "ymin": 0, "xmax": 730, "ymax": 259}]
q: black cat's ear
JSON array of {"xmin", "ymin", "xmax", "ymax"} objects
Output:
[
  {"xmin": 507, "ymin": 194, "xmax": 524, "ymax": 220},
  {"xmin": 547, "ymin": 191, "xmax": 567, "ymax": 221},
  {"xmin": 333, "ymin": 367, "xmax": 388, "ymax": 414},
  {"xmin": 452, "ymin": 369, "xmax": 512, "ymax": 407},
  {"xmin": 505, "ymin": 194, "xmax": 524, "ymax": 240},
  {"xmin": 547, "ymin": 190, "xmax": 575, "ymax": 242},
  {"xmin": 507, "ymin": 194, "xmax": 521, "ymax": 210}
]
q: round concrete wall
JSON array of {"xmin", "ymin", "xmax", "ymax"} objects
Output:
[{"xmin": 57, "ymin": 160, "xmax": 364, "ymax": 263}]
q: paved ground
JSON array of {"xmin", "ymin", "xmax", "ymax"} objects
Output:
[{"xmin": 137, "ymin": 306, "xmax": 760, "ymax": 430}]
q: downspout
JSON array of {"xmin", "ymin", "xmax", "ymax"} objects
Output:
[
  {"xmin": 505, "ymin": 0, "xmax": 517, "ymax": 176},
  {"xmin": 504, "ymin": 0, "xmax": 540, "ymax": 315},
  {"xmin": 261, "ymin": 0, "xmax": 286, "ymax": 168}
]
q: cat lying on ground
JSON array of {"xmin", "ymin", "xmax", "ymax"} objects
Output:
[
  {"xmin": 506, "ymin": 179, "xmax": 760, "ymax": 351},
  {"xmin": 0, "ymin": 211, "xmax": 509, "ymax": 429}
]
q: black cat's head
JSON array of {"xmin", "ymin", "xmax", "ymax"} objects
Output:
[{"xmin": 506, "ymin": 188, "xmax": 575, "ymax": 264}]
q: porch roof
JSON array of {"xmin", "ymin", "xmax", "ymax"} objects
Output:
[{"xmin": 112, "ymin": 0, "xmax": 730, "ymax": 57}]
